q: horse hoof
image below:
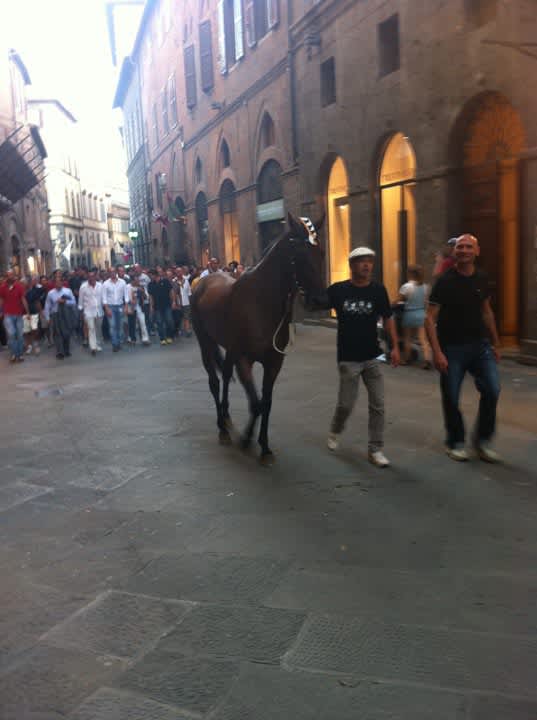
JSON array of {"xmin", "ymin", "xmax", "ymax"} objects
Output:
[
  {"xmin": 224, "ymin": 417, "xmax": 234, "ymax": 431},
  {"xmin": 219, "ymin": 431, "xmax": 232, "ymax": 446},
  {"xmin": 259, "ymin": 452, "xmax": 275, "ymax": 467}
]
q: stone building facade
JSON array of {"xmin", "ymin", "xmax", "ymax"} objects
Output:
[
  {"xmin": 0, "ymin": 49, "xmax": 52, "ymax": 275},
  {"xmin": 117, "ymin": 0, "xmax": 537, "ymax": 359}
]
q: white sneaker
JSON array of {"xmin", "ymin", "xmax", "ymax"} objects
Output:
[
  {"xmin": 327, "ymin": 433, "xmax": 340, "ymax": 451},
  {"xmin": 476, "ymin": 443, "xmax": 502, "ymax": 464},
  {"xmin": 96, "ymin": 346, "xmax": 103, "ymax": 352},
  {"xmin": 369, "ymin": 450, "xmax": 390, "ymax": 467},
  {"xmin": 445, "ymin": 445, "xmax": 469, "ymax": 462},
  {"xmin": 25, "ymin": 344, "xmax": 32, "ymax": 355}
]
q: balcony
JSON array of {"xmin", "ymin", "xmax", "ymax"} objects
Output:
[{"xmin": 0, "ymin": 124, "xmax": 47, "ymax": 213}]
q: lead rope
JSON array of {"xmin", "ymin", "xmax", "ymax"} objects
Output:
[{"xmin": 272, "ymin": 292, "xmax": 295, "ymax": 355}]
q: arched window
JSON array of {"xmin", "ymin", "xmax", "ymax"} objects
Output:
[
  {"xmin": 220, "ymin": 139, "xmax": 231, "ymax": 169},
  {"xmin": 259, "ymin": 112, "xmax": 275, "ymax": 155},
  {"xmin": 195, "ymin": 157, "xmax": 203, "ymax": 185}
]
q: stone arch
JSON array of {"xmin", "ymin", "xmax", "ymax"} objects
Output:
[{"xmin": 448, "ymin": 91, "xmax": 526, "ymax": 343}]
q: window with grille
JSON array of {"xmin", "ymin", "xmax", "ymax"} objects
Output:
[
  {"xmin": 320, "ymin": 57, "xmax": 336, "ymax": 107},
  {"xmin": 184, "ymin": 45, "xmax": 197, "ymax": 108},
  {"xmin": 199, "ymin": 20, "xmax": 214, "ymax": 91},
  {"xmin": 378, "ymin": 14, "xmax": 400, "ymax": 77}
]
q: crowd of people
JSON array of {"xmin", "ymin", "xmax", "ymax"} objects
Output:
[{"xmin": 0, "ymin": 258, "xmax": 244, "ymax": 363}]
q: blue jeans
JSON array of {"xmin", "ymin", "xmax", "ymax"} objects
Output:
[
  {"xmin": 154, "ymin": 307, "xmax": 174, "ymax": 341},
  {"xmin": 4, "ymin": 314, "xmax": 24, "ymax": 358},
  {"xmin": 440, "ymin": 340, "xmax": 500, "ymax": 448},
  {"xmin": 108, "ymin": 305, "xmax": 124, "ymax": 349}
]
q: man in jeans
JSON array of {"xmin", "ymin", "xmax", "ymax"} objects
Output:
[
  {"xmin": 321, "ymin": 247, "xmax": 400, "ymax": 467},
  {"xmin": 102, "ymin": 267, "xmax": 127, "ymax": 352},
  {"xmin": 425, "ymin": 234, "xmax": 501, "ymax": 463},
  {"xmin": 0, "ymin": 270, "xmax": 29, "ymax": 363},
  {"xmin": 148, "ymin": 270, "xmax": 174, "ymax": 345}
]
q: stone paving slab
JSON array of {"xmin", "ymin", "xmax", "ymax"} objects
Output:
[
  {"xmin": 68, "ymin": 686, "xmax": 191, "ymax": 720},
  {"xmin": 0, "ymin": 644, "xmax": 125, "ymax": 720},
  {"xmin": 285, "ymin": 614, "xmax": 537, "ymax": 698},
  {"xmin": 124, "ymin": 552, "xmax": 290, "ymax": 604},
  {"xmin": 266, "ymin": 568, "xmax": 537, "ymax": 635},
  {"xmin": 468, "ymin": 695, "xmax": 537, "ymax": 720},
  {"xmin": 68, "ymin": 465, "xmax": 149, "ymax": 492},
  {"xmin": 115, "ymin": 650, "xmax": 239, "ymax": 715},
  {"xmin": 43, "ymin": 590, "xmax": 192, "ymax": 661},
  {"xmin": 34, "ymin": 543, "xmax": 156, "ymax": 595},
  {"xmin": 0, "ymin": 480, "xmax": 53, "ymax": 511},
  {"xmin": 211, "ymin": 663, "xmax": 468, "ymax": 720},
  {"xmin": 157, "ymin": 604, "xmax": 305, "ymax": 663}
]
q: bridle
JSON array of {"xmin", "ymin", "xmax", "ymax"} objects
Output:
[{"xmin": 273, "ymin": 216, "xmax": 318, "ymax": 354}]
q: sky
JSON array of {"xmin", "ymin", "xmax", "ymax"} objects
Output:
[{"xmin": 3, "ymin": 0, "xmax": 142, "ymax": 193}]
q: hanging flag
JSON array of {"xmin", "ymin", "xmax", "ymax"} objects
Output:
[{"xmin": 62, "ymin": 239, "xmax": 74, "ymax": 263}]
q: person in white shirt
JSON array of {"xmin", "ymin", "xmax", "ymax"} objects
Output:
[
  {"xmin": 43, "ymin": 271, "xmax": 77, "ymax": 359},
  {"xmin": 175, "ymin": 267, "xmax": 192, "ymax": 336},
  {"xmin": 78, "ymin": 270, "xmax": 103, "ymax": 355},
  {"xmin": 126, "ymin": 274, "xmax": 150, "ymax": 346},
  {"xmin": 200, "ymin": 257, "xmax": 222, "ymax": 279},
  {"xmin": 102, "ymin": 267, "xmax": 127, "ymax": 352}
]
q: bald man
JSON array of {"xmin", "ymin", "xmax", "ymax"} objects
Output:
[{"xmin": 425, "ymin": 234, "xmax": 501, "ymax": 463}]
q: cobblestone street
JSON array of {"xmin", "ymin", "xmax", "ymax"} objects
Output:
[{"xmin": 1, "ymin": 325, "xmax": 537, "ymax": 719}]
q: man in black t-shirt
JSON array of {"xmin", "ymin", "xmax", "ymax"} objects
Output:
[
  {"xmin": 322, "ymin": 247, "xmax": 399, "ymax": 467},
  {"xmin": 148, "ymin": 270, "xmax": 175, "ymax": 345},
  {"xmin": 425, "ymin": 234, "xmax": 501, "ymax": 463}
]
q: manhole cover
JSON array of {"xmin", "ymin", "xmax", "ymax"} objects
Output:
[{"xmin": 35, "ymin": 387, "xmax": 64, "ymax": 398}]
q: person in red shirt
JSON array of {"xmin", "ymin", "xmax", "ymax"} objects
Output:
[{"xmin": 0, "ymin": 270, "xmax": 29, "ymax": 362}]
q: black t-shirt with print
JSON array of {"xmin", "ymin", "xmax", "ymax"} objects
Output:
[
  {"xmin": 327, "ymin": 280, "xmax": 392, "ymax": 362},
  {"xmin": 429, "ymin": 268, "xmax": 490, "ymax": 347},
  {"xmin": 26, "ymin": 285, "xmax": 47, "ymax": 314},
  {"xmin": 148, "ymin": 279, "xmax": 173, "ymax": 310}
]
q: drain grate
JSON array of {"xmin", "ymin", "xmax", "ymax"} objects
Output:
[{"xmin": 35, "ymin": 387, "xmax": 64, "ymax": 398}]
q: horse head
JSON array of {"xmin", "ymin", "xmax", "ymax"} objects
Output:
[{"xmin": 287, "ymin": 211, "xmax": 326, "ymax": 308}]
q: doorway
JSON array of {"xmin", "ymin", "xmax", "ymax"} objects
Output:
[
  {"xmin": 220, "ymin": 179, "xmax": 240, "ymax": 264},
  {"xmin": 378, "ymin": 133, "xmax": 417, "ymax": 301},
  {"xmin": 327, "ymin": 156, "xmax": 350, "ymax": 286}
]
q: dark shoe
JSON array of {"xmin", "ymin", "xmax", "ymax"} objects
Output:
[
  {"xmin": 91, "ymin": 349, "xmax": 96, "ymax": 356},
  {"xmin": 65, "ymin": 352, "xmax": 72, "ymax": 357},
  {"xmin": 112, "ymin": 347, "xmax": 119, "ymax": 352},
  {"xmin": 56, "ymin": 353, "xmax": 64, "ymax": 359}
]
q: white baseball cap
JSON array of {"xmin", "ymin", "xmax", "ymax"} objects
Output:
[{"xmin": 349, "ymin": 247, "xmax": 376, "ymax": 261}]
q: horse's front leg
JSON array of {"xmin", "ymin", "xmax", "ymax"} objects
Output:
[
  {"xmin": 258, "ymin": 353, "xmax": 284, "ymax": 464},
  {"xmin": 235, "ymin": 356, "xmax": 262, "ymax": 449}
]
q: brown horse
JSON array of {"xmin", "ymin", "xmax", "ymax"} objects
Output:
[{"xmin": 191, "ymin": 212, "xmax": 326, "ymax": 464}]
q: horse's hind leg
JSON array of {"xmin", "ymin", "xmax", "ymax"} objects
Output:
[
  {"xmin": 200, "ymin": 342, "xmax": 230, "ymax": 445},
  {"xmin": 221, "ymin": 351, "xmax": 234, "ymax": 431},
  {"xmin": 235, "ymin": 356, "xmax": 262, "ymax": 450}
]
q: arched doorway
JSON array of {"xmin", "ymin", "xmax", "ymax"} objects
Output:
[
  {"xmin": 378, "ymin": 133, "xmax": 417, "ymax": 301},
  {"xmin": 257, "ymin": 159, "xmax": 284, "ymax": 254},
  {"xmin": 326, "ymin": 156, "xmax": 350, "ymax": 285},
  {"xmin": 220, "ymin": 179, "xmax": 240, "ymax": 264},
  {"xmin": 195, "ymin": 191, "xmax": 209, "ymax": 266},
  {"xmin": 458, "ymin": 93, "xmax": 525, "ymax": 344}
]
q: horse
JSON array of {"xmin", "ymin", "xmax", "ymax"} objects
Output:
[{"xmin": 191, "ymin": 212, "xmax": 326, "ymax": 464}]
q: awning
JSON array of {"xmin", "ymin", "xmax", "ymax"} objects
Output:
[{"xmin": 0, "ymin": 124, "xmax": 47, "ymax": 210}]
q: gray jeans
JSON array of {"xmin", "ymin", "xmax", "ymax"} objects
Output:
[{"xmin": 331, "ymin": 360, "xmax": 385, "ymax": 451}]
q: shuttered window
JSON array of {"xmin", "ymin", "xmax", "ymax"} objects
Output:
[
  {"xmin": 234, "ymin": 0, "xmax": 244, "ymax": 61},
  {"xmin": 199, "ymin": 20, "xmax": 214, "ymax": 91},
  {"xmin": 217, "ymin": 0, "xmax": 227, "ymax": 73},
  {"xmin": 161, "ymin": 87, "xmax": 169, "ymax": 135},
  {"xmin": 169, "ymin": 75, "xmax": 178, "ymax": 126},
  {"xmin": 152, "ymin": 103, "xmax": 159, "ymax": 147},
  {"xmin": 267, "ymin": 0, "xmax": 279, "ymax": 29},
  {"xmin": 184, "ymin": 45, "xmax": 197, "ymax": 108},
  {"xmin": 245, "ymin": 0, "xmax": 256, "ymax": 46}
]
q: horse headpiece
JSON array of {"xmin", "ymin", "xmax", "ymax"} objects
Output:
[{"xmin": 299, "ymin": 217, "xmax": 318, "ymax": 245}]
